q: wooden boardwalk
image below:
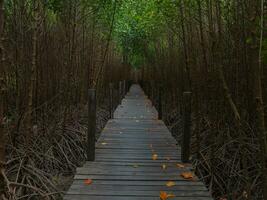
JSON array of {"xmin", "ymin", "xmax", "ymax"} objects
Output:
[{"xmin": 64, "ymin": 84, "xmax": 213, "ymax": 200}]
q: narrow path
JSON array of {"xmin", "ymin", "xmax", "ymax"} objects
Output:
[{"xmin": 64, "ymin": 84, "xmax": 213, "ymax": 200}]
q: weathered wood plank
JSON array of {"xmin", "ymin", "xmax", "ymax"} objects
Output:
[
  {"xmin": 70, "ymin": 180, "xmax": 205, "ymax": 186},
  {"xmin": 64, "ymin": 195, "xmax": 213, "ymax": 200},
  {"xmin": 67, "ymin": 184, "xmax": 208, "ymax": 192},
  {"xmin": 66, "ymin": 190, "xmax": 211, "ymax": 197},
  {"xmin": 73, "ymin": 174, "xmax": 200, "ymax": 181}
]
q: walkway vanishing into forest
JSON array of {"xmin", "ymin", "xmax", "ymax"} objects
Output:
[{"xmin": 64, "ymin": 85, "xmax": 213, "ymax": 200}]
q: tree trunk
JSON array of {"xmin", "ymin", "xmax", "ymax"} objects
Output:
[
  {"xmin": 255, "ymin": 0, "xmax": 267, "ymax": 198},
  {"xmin": 0, "ymin": 0, "xmax": 6, "ymax": 196},
  {"xmin": 179, "ymin": 0, "xmax": 191, "ymax": 91},
  {"xmin": 26, "ymin": 0, "xmax": 39, "ymax": 145},
  {"xmin": 215, "ymin": 0, "xmax": 241, "ymax": 122}
]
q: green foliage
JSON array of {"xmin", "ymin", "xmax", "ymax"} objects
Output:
[
  {"xmin": 111, "ymin": 0, "xmax": 165, "ymax": 68},
  {"xmin": 44, "ymin": 0, "xmax": 64, "ymax": 13}
]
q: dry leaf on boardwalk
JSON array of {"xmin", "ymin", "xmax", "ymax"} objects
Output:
[
  {"xmin": 166, "ymin": 181, "xmax": 176, "ymax": 187},
  {"xmin": 152, "ymin": 154, "xmax": 158, "ymax": 160},
  {"xmin": 176, "ymin": 163, "xmax": 185, "ymax": 168},
  {"xmin": 160, "ymin": 191, "xmax": 175, "ymax": 200},
  {"xmin": 162, "ymin": 164, "xmax": 167, "ymax": 170},
  {"xmin": 133, "ymin": 164, "xmax": 139, "ymax": 168},
  {"xmin": 180, "ymin": 172, "xmax": 195, "ymax": 180},
  {"xmin": 84, "ymin": 179, "xmax": 93, "ymax": 185},
  {"xmin": 101, "ymin": 142, "xmax": 107, "ymax": 145}
]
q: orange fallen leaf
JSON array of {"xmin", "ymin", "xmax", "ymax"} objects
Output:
[
  {"xmin": 176, "ymin": 163, "xmax": 185, "ymax": 168},
  {"xmin": 166, "ymin": 181, "xmax": 176, "ymax": 187},
  {"xmin": 167, "ymin": 194, "xmax": 175, "ymax": 198},
  {"xmin": 162, "ymin": 164, "xmax": 167, "ymax": 170},
  {"xmin": 152, "ymin": 154, "xmax": 158, "ymax": 160},
  {"xmin": 160, "ymin": 191, "xmax": 168, "ymax": 200},
  {"xmin": 180, "ymin": 172, "xmax": 194, "ymax": 180},
  {"xmin": 84, "ymin": 179, "xmax": 93, "ymax": 185},
  {"xmin": 160, "ymin": 191, "xmax": 175, "ymax": 200}
]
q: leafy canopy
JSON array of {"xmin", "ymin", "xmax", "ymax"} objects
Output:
[{"xmin": 112, "ymin": 0, "xmax": 165, "ymax": 68}]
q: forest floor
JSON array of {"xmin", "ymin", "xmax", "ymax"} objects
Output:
[
  {"xmin": 56, "ymin": 104, "xmax": 110, "ymax": 198},
  {"xmin": 2, "ymin": 102, "xmax": 110, "ymax": 200}
]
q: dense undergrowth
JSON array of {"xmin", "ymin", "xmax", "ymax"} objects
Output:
[
  {"xmin": 1, "ymin": 103, "xmax": 109, "ymax": 199},
  {"xmin": 163, "ymin": 102, "xmax": 263, "ymax": 199}
]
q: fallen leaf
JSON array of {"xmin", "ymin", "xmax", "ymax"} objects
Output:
[
  {"xmin": 166, "ymin": 157, "xmax": 170, "ymax": 161},
  {"xmin": 135, "ymin": 120, "xmax": 140, "ymax": 122},
  {"xmin": 166, "ymin": 181, "xmax": 176, "ymax": 187},
  {"xmin": 243, "ymin": 191, "xmax": 248, "ymax": 199},
  {"xmin": 160, "ymin": 191, "xmax": 175, "ymax": 200},
  {"xmin": 160, "ymin": 191, "xmax": 168, "ymax": 200},
  {"xmin": 133, "ymin": 164, "xmax": 139, "ymax": 168},
  {"xmin": 167, "ymin": 194, "xmax": 175, "ymax": 198},
  {"xmin": 180, "ymin": 172, "xmax": 194, "ymax": 180},
  {"xmin": 152, "ymin": 154, "xmax": 158, "ymax": 160},
  {"xmin": 162, "ymin": 164, "xmax": 167, "ymax": 170},
  {"xmin": 84, "ymin": 179, "xmax": 93, "ymax": 185},
  {"xmin": 101, "ymin": 142, "xmax": 107, "ymax": 145},
  {"xmin": 176, "ymin": 163, "xmax": 185, "ymax": 168}
]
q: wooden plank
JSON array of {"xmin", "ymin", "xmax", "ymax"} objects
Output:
[
  {"xmin": 75, "ymin": 170, "xmax": 193, "ymax": 176},
  {"xmin": 74, "ymin": 174, "xmax": 199, "ymax": 181},
  {"xmin": 66, "ymin": 190, "xmax": 211, "ymax": 197},
  {"xmin": 69, "ymin": 180, "xmax": 205, "ymax": 186},
  {"xmin": 68, "ymin": 184, "xmax": 208, "ymax": 191},
  {"xmin": 76, "ymin": 165, "xmax": 192, "ymax": 173},
  {"xmin": 83, "ymin": 161, "xmax": 184, "ymax": 167},
  {"xmin": 64, "ymin": 196, "xmax": 213, "ymax": 200}
]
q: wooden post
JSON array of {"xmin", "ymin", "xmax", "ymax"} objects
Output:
[
  {"xmin": 119, "ymin": 81, "xmax": 123, "ymax": 103},
  {"xmin": 123, "ymin": 80, "xmax": 126, "ymax": 96},
  {"xmin": 158, "ymin": 85, "xmax": 163, "ymax": 120},
  {"xmin": 114, "ymin": 86, "xmax": 119, "ymax": 109},
  {"xmin": 151, "ymin": 80, "xmax": 154, "ymax": 105},
  {"xmin": 148, "ymin": 82, "xmax": 151, "ymax": 98},
  {"xmin": 126, "ymin": 80, "xmax": 130, "ymax": 92},
  {"xmin": 87, "ymin": 89, "xmax": 96, "ymax": 161},
  {"xmin": 109, "ymin": 83, "xmax": 114, "ymax": 119},
  {"xmin": 128, "ymin": 80, "xmax": 130, "ymax": 91},
  {"xmin": 181, "ymin": 92, "xmax": 192, "ymax": 163},
  {"xmin": 139, "ymin": 80, "xmax": 143, "ymax": 88}
]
